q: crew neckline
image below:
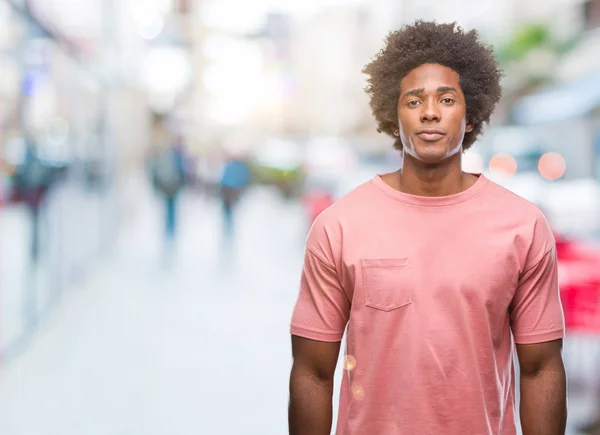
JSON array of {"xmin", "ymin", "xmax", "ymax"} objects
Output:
[{"xmin": 371, "ymin": 172, "xmax": 489, "ymax": 207}]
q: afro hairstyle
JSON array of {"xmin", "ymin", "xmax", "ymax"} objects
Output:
[{"xmin": 363, "ymin": 20, "xmax": 503, "ymax": 151}]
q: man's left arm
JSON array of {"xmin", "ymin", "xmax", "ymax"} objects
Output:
[
  {"xmin": 516, "ymin": 339, "xmax": 567, "ymax": 435},
  {"xmin": 510, "ymin": 219, "xmax": 567, "ymax": 435}
]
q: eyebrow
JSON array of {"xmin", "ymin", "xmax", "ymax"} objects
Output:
[{"xmin": 402, "ymin": 86, "xmax": 458, "ymax": 98}]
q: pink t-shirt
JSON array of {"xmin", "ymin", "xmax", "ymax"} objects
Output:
[{"xmin": 290, "ymin": 173, "xmax": 565, "ymax": 435}]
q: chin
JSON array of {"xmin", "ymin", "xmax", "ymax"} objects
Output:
[
  {"xmin": 415, "ymin": 154, "xmax": 448, "ymax": 165},
  {"xmin": 413, "ymin": 146, "xmax": 451, "ymax": 164},
  {"xmin": 409, "ymin": 139, "xmax": 461, "ymax": 163}
]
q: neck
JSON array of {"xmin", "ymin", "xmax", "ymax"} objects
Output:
[{"xmin": 394, "ymin": 152, "xmax": 471, "ymax": 197}]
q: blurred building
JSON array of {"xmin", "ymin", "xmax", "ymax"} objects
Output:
[
  {"xmin": 506, "ymin": 0, "xmax": 600, "ymax": 181},
  {"xmin": 0, "ymin": 0, "xmax": 190, "ymax": 360},
  {"xmin": 185, "ymin": 1, "xmax": 403, "ymax": 152}
]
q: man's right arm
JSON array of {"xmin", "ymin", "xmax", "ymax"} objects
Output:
[{"xmin": 289, "ymin": 335, "xmax": 342, "ymax": 435}]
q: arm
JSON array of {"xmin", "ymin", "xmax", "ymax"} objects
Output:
[
  {"xmin": 509, "ymin": 218, "xmax": 566, "ymax": 434},
  {"xmin": 288, "ymin": 218, "xmax": 349, "ymax": 434},
  {"xmin": 517, "ymin": 339, "xmax": 567, "ymax": 435},
  {"xmin": 289, "ymin": 336, "xmax": 341, "ymax": 435}
]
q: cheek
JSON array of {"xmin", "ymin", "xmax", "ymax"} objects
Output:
[
  {"xmin": 453, "ymin": 114, "xmax": 468, "ymax": 135},
  {"xmin": 397, "ymin": 110, "xmax": 416, "ymax": 132}
]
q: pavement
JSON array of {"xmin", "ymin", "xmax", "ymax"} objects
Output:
[
  {"xmin": 0, "ymin": 184, "xmax": 311, "ymax": 435},
  {"xmin": 0, "ymin": 182, "xmax": 113, "ymax": 361}
]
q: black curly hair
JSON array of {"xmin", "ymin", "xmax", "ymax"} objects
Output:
[{"xmin": 363, "ymin": 20, "xmax": 503, "ymax": 151}]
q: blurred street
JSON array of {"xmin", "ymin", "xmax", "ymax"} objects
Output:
[
  {"xmin": 1, "ymin": 0, "xmax": 600, "ymax": 433},
  {"xmin": 1, "ymin": 182, "xmax": 112, "ymax": 356},
  {"xmin": 0, "ymin": 182, "xmax": 312, "ymax": 435}
]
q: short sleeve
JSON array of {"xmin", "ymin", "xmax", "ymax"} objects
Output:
[
  {"xmin": 510, "ymin": 246, "xmax": 565, "ymax": 344},
  {"xmin": 290, "ymin": 248, "xmax": 350, "ymax": 342}
]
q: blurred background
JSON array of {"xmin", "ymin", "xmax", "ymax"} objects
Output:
[{"xmin": 0, "ymin": 0, "xmax": 599, "ymax": 434}]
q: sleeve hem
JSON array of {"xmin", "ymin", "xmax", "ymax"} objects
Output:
[
  {"xmin": 290, "ymin": 325, "xmax": 344, "ymax": 342},
  {"xmin": 513, "ymin": 328, "xmax": 565, "ymax": 345}
]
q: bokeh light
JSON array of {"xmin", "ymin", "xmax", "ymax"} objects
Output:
[
  {"xmin": 538, "ymin": 152, "xmax": 566, "ymax": 181},
  {"xmin": 488, "ymin": 153, "xmax": 518, "ymax": 178},
  {"xmin": 351, "ymin": 383, "xmax": 365, "ymax": 401},
  {"xmin": 343, "ymin": 355, "xmax": 357, "ymax": 371}
]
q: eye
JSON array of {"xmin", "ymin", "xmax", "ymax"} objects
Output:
[
  {"xmin": 441, "ymin": 97, "xmax": 455, "ymax": 104},
  {"xmin": 407, "ymin": 100, "xmax": 421, "ymax": 107}
]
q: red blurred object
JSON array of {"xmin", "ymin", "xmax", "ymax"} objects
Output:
[
  {"xmin": 303, "ymin": 189, "xmax": 335, "ymax": 224},
  {"xmin": 555, "ymin": 232, "xmax": 600, "ymax": 333}
]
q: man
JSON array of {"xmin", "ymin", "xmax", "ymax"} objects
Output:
[
  {"xmin": 288, "ymin": 21, "xmax": 567, "ymax": 435},
  {"xmin": 150, "ymin": 135, "xmax": 187, "ymax": 251},
  {"xmin": 219, "ymin": 153, "xmax": 251, "ymax": 237},
  {"xmin": 13, "ymin": 136, "xmax": 54, "ymax": 263}
]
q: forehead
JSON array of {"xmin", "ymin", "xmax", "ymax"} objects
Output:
[{"xmin": 400, "ymin": 63, "xmax": 461, "ymax": 91}]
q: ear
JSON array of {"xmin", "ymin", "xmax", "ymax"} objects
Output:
[{"xmin": 466, "ymin": 123, "xmax": 474, "ymax": 133}]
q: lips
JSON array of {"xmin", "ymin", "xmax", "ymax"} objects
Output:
[{"xmin": 416, "ymin": 130, "xmax": 446, "ymax": 142}]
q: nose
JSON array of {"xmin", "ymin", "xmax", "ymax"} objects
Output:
[{"xmin": 420, "ymin": 99, "xmax": 440, "ymax": 122}]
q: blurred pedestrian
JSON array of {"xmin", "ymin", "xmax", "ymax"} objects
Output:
[
  {"xmin": 289, "ymin": 21, "xmax": 566, "ymax": 435},
  {"xmin": 219, "ymin": 154, "xmax": 251, "ymax": 238},
  {"xmin": 150, "ymin": 135, "xmax": 187, "ymax": 256},
  {"xmin": 13, "ymin": 135, "xmax": 53, "ymax": 263}
]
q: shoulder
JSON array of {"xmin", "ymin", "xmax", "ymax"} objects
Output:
[
  {"xmin": 305, "ymin": 179, "xmax": 375, "ymax": 257},
  {"xmin": 484, "ymin": 177, "xmax": 550, "ymax": 223},
  {"xmin": 483, "ymin": 177, "xmax": 555, "ymax": 264}
]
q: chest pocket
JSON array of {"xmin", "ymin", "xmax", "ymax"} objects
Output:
[{"xmin": 361, "ymin": 258, "xmax": 413, "ymax": 312}]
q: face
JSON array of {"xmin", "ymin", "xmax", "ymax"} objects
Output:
[{"xmin": 396, "ymin": 63, "xmax": 473, "ymax": 165}]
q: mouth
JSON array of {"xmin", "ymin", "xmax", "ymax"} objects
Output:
[{"xmin": 416, "ymin": 130, "xmax": 446, "ymax": 142}]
